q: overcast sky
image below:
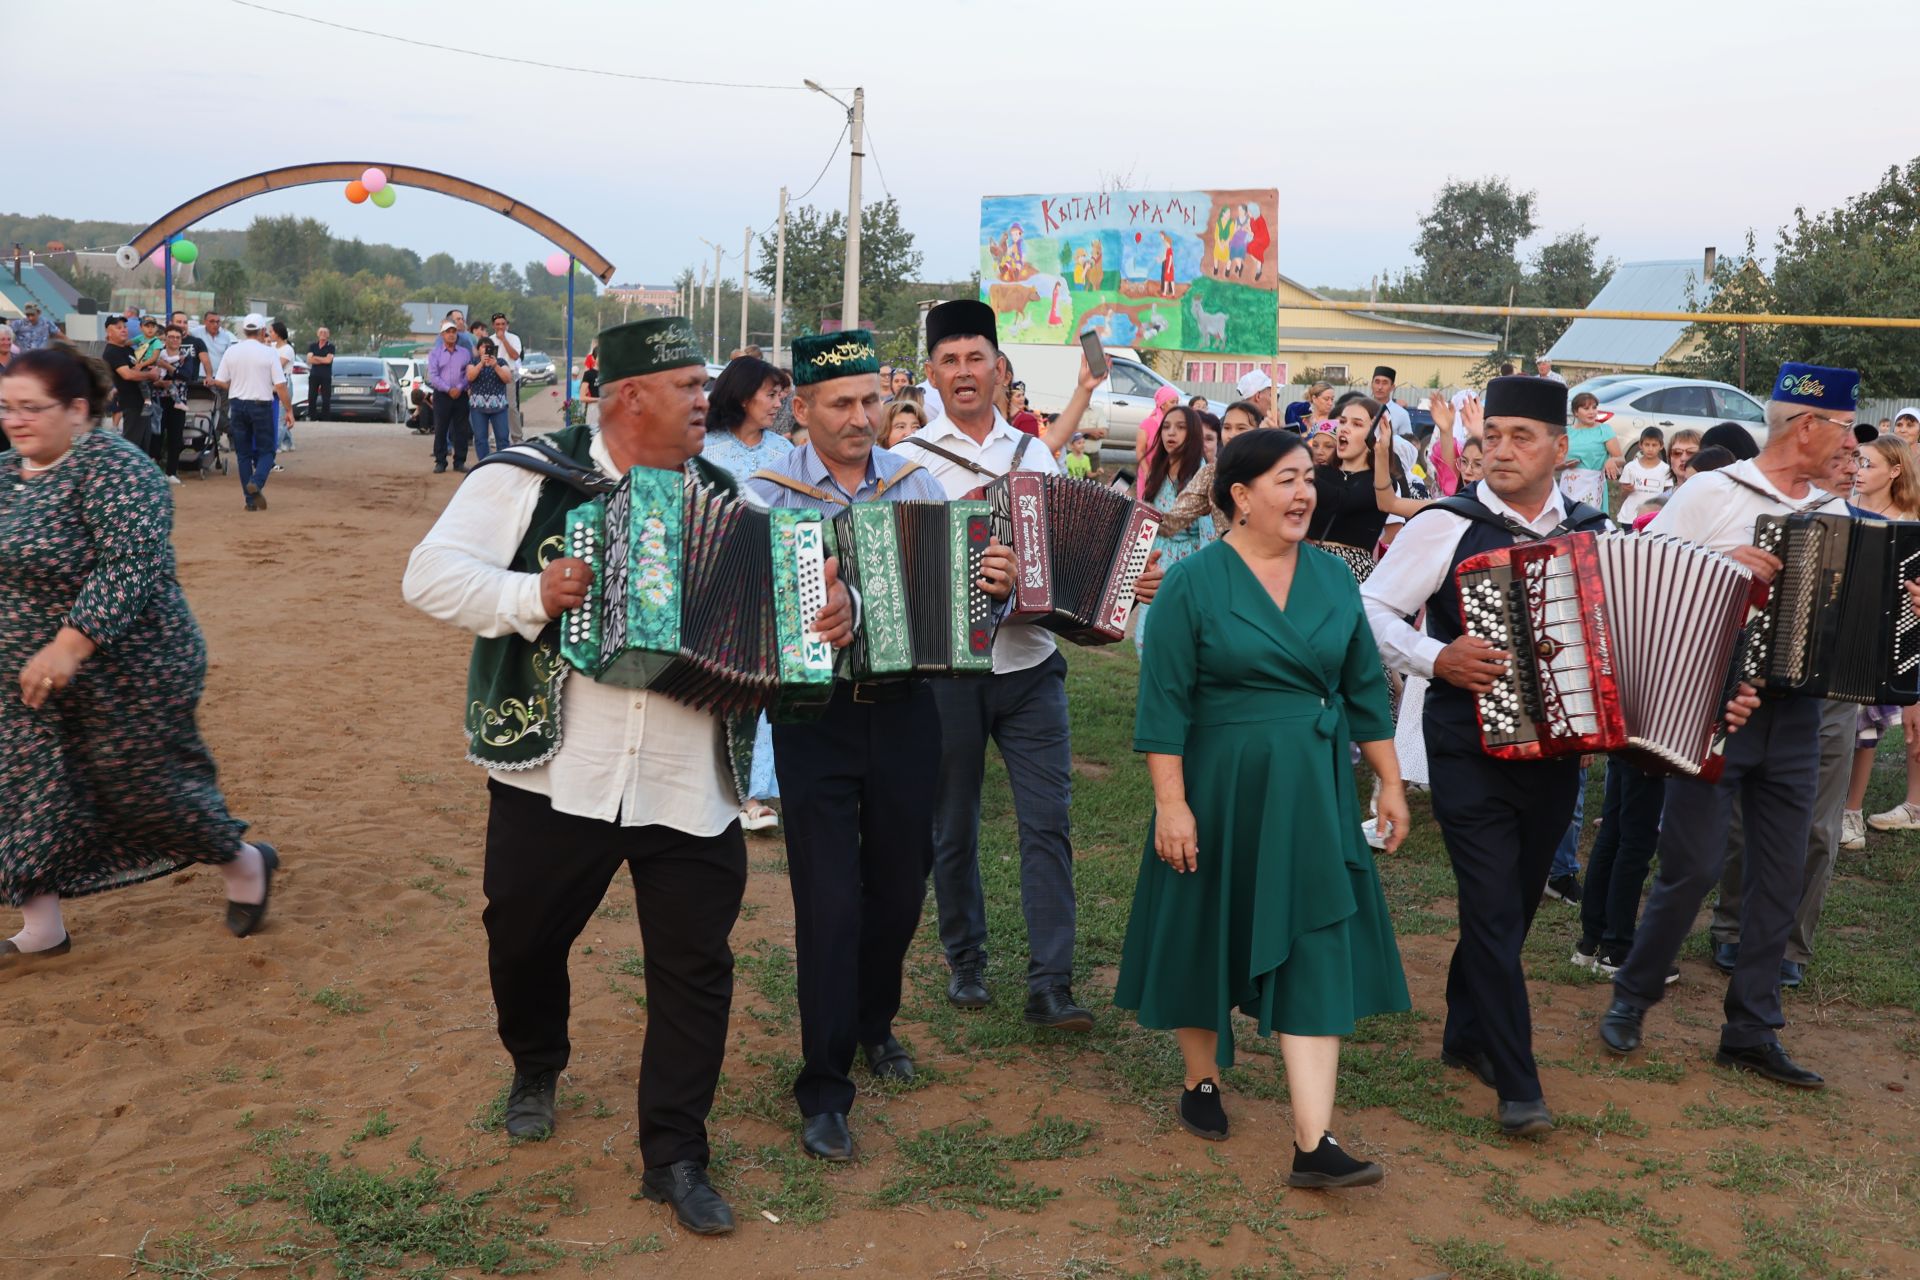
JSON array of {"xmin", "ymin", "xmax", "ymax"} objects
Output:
[{"xmin": 12, "ymin": 0, "xmax": 1918, "ymax": 294}]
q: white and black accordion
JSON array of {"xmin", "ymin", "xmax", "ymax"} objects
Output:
[
  {"xmin": 1456, "ymin": 531, "xmax": 1754, "ymax": 778},
  {"xmin": 1740, "ymin": 512, "xmax": 1920, "ymax": 705},
  {"xmin": 559, "ymin": 467, "xmax": 836, "ymax": 715},
  {"xmin": 831, "ymin": 499, "xmax": 996, "ymax": 678},
  {"xmin": 988, "ymin": 472, "xmax": 1161, "ymax": 645}
]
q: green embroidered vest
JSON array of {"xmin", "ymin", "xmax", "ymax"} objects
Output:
[{"xmin": 463, "ymin": 426, "xmax": 755, "ymax": 801}]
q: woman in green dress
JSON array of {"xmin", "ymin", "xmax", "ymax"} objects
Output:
[{"xmin": 1116, "ymin": 428, "xmax": 1411, "ymax": 1189}]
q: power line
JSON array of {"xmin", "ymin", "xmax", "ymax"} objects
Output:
[
  {"xmin": 723, "ymin": 121, "xmax": 848, "ymax": 261},
  {"xmin": 224, "ymin": 0, "xmax": 847, "ymax": 93},
  {"xmin": 862, "ymin": 122, "xmax": 894, "ymax": 201}
]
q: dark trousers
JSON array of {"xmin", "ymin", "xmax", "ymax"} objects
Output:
[
  {"xmin": 1613, "ymin": 697, "xmax": 1820, "ymax": 1048},
  {"xmin": 158, "ymin": 403, "xmax": 186, "ymax": 477},
  {"xmin": 772, "ymin": 682, "xmax": 941, "ymax": 1117},
  {"xmin": 1578, "ymin": 759, "xmax": 1667, "ymax": 955},
  {"xmin": 929, "ymin": 651, "xmax": 1076, "ymax": 991},
  {"xmin": 309, "ymin": 374, "xmax": 331, "ymax": 421},
  {"xmin": 432, "ymin": 390, "xmax": 470, "ymax": 465},
  {"xmin": 481, "ymin": 779, "xmax": 746, "ymax": 1169},
  {"xmin": 1429, "ymin": 747, "xmax": 1582, "ymax": 1103}
]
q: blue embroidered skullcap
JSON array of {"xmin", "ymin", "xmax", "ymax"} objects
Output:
[{"xmin": 1770, "ymin": 362, "xmax": 1860, "ymax": 412}]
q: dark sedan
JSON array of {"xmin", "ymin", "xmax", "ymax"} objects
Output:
[{"xmin": 323, "ymin": 357, "xmax": 408, "ymax": 423}]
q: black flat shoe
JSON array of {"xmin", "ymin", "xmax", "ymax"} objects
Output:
[
  {"xmin": 1497, "ymin": 1098, "xmax": 1554, "ymax": 1138},
  {"xmin": 1715, "ymin": 1042, "xmax": 1825, "ymax": 1090},
  {"xmin": 640, "ymin": 1160, "xmax": 735, "ymax": 1235},
  {"xmin": 0, "ymin": 934, "xmax": 72, "ymax": 968},
  {"xmin": 800, "ymin": 1112, "xmax": 853, "ymax": 1162},
  {"xmin": 225, "ymin": 843, "xmax": 279, "ymax": 938},
  {"xmin": 1176, "ymin": 1079, "xmax": 1228, "ymax": 1141},
  {"xmin": 1287, "ymin": 1132, "xmax": 1383, "ymax": 1188},
  {"xmin": 1023, "ymin": 985, "xmax": 1094, "ymax": 1032},
  {"xmin": 1598, "ymin": 999, "xmax": 1644, "ymax": 1055},
  {"xmin": 947, "ymin": 956, "xmax": 989, "ymax": 1009},
  {"xmin": 1441, "ymin": 1047, "xmax": 1498, "ymax": 1090},
  {"xmin": 861, "ymin": 1035, "xmax": 914, "ymax": 1082},
  {"xmin": 504, "ymin": 1069, "xmax": 557, "ymax": 1140}
]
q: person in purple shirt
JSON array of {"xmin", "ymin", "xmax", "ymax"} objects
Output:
[{"xmin": 427, "ymin": 321, "xmax": 472, "ymax": 473}]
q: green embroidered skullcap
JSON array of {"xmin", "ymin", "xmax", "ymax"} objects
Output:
[
  {"xmin": 792, "ymin": 329, "xmax": 880, "ymax": 387},
  {"xmin": 595, "ymin": 316, "xmax": 706, "ymax": 384}
]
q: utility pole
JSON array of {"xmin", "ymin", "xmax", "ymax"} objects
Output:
[
  {"xmin": 772, "ymin": 186, "xmax": 789, "ymax": 362},
  {"xmin": 740, "ymin": 225, "xmax": 751, "ymax": 352},
  {"xmin": 695, "ymin": 261, "xmax": 706, "ymax": 335},
  {"xmin": 805, "ymin": 81, "xmax": 864, "ymax": 331},
  {"xmin": 701, "ymin": 241, "xmax": 723, "ymax": 357}
]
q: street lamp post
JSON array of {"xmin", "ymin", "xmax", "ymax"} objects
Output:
[{"xmin": 805, "ymin": 80, "xmax": 863, "ymax": 332}]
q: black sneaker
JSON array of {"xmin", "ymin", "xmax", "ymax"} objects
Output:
[
  {"xmin": 1544, "ymin": 874, "xmax": 1582, "ymax": 905},
  {"xmin": 1288, "ymin": 1132, "xmax": 1383, "ymax": 1188},
  {"xmin": 503, "ymin": 1069, "xmax": 557, "ymax": 1140},
  {"xmin": 1176, "ymin": 1079, "xmax": 1228, "ymax": 1140}
]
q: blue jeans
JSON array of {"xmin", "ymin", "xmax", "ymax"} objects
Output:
[
  {"xmin": 229, "ymin": 399, "xmax": 277, "ymax": 500},
  {"xmin": 1552, "ymin": 764, "xmax": 1587, "ymax": 879},
  {"xmin": 928, "ymin": 650, "xmax": 1076, "ymax": 991},
  {"xmin": 470, "ymin": 405, "xmax": 511, "ymax": 460}
]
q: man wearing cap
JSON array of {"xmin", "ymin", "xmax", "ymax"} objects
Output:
[
  {"xmin": 1595, "ymin": 363, "xmax": 1856, "ymax": 1090},
  {"xmin": 101, "ymin": 314, "xmax": 154, "ymax": 446},
  {"xmin": 9, "ymin": 301, "xmax": 59, "ymax": 352},
  {"xmin": 427, "ymin": 320, "xmax": 472, "ymax": 474},
  {"xmin": 1369, "ymin": 367, "xmax": 1412, "ymax": 437},
  {"xmin": 405, "ymin": 316, "xmax": 856, "ymax": 1237},
  {"xmin": 745, "ymin": 329, "xmax": 1020, "ymax": 1163},
  {"xmin": 1535, "ymin": 357, "xmax": 1566, "ymax": 387},
  {"xmin": 1235, "ymin": 368, "xmax": 1276, "ymax": 424},
  {"xmin": 207, "ymin": 315, "xmax": 288, "ymax": 511}
]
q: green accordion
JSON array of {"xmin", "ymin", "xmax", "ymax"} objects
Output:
[
  {"xmin": 560, "ymin": 467, "xmax": 836, "ymax": 715},
  {"xmin": 830, "ymin": 499, "xmax": 995, "ymax": 677}
]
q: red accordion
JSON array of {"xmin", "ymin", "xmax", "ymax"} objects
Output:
[
  {"xmin": 1455, "ymin": 531, "xmax": 1754, "ymax": 778},
  {"xmin": 988, "ymin": 473, "xmax": 1161, "ymax": 644}
]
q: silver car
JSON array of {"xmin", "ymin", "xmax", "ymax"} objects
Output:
[
  {"xmin": 1574, "ymin": 375, "xmax": 1768, "ymax": 451},
  {"xmin": 1087, "ymin": 358, "xmax": 1218, "ymax": 464}
]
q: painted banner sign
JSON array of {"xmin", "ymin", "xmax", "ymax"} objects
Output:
[{"xmin": 978, "ymin": 189, "xmax": 1277, "ymax": 352}]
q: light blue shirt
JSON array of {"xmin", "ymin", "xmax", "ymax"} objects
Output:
[
  {"xmin": 198, "ymin": 324, "xmax": 237, "ymax": 367},
  {"xmin": 744, "ymin": 441, "xmax": 949, "ymax": 513}
]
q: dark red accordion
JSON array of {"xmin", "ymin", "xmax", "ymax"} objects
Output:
[
  {"xmin": 1455, "ymin": 531, "xmax": 1754, "ymax": 778},
  {"xmin": 988, "ymin": 473, "xmax": 1161, "ymax": 644}
]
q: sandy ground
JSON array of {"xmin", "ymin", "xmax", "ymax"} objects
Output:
[{"xmin": 3, "ymin": 410, "xmax": 1918, "ymax": 1279}]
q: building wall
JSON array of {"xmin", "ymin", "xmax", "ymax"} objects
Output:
[{"xmin": 1181, "ymin": 348, "xmax": 1489, "ymax": 390}]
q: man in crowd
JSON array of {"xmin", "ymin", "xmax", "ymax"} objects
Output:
[
  {"xmin": 198, "ymin": 311, "xmax": 239, "ymax": 439},
  {"xmin": 1535, "ymin": 357, "xmax": 1567, "ymax": 386},
  {"xmin": 170, "ymin": 310, "xmax": 211, "ymax": 383},
  {"xmin": 878, "ymin": 363, "xmax": 894, "ymax": 396},
  {"xmin": 404, "ymin": 315, "xmax": 856, "ymax": 1238},
  {"xmin": 490, "ymin": 313, "xmax": 525, "ymax": 442},
  {"xmin": 9, "ymin": 301, "xmax": 59, "ymax": 352},
  {"xmin": 306, "ymin": 326, "xmax": 336, "ymax": 421},
  {"xmin": 1597, "ymin": 363, "xmax": 1855, "ymax": 1090},
  {"xmin": 746, "ymin": 329, "xmax": 1018, "ymax": 1164},
  {"xmin": 206, "ymin": 314, "xmax": 287, "ymax": 511},
  {"xmin": 447, "ymin": 309, "xmax": 477, "ymax": 352},
  {"xmin": 1370, "ymin": 366, "xmax": 1413, "ymax": 436},
  {"xmin": 1235, "ymin": 368, "xmax": 1275, "ymax": 424},
  {"xmin": 102, "ymin": 315, "xmax": 153, "ymax": 447},
  {"xmin": 427, "ymin": 321, "xmax": 473, "ymax": 474}
]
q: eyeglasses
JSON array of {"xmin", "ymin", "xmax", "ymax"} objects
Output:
[
  {"xmin": 0, "ymin": 400, "xmax": 61, "ymax": 419},
  {"xmin": 1802, "ymin": 413, "xmax": 1856, "ymax": 432}
]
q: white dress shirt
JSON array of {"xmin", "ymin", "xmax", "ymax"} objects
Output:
[
  {"xmin": 1647, "ymin": 459, "xmax": 1844, "ymax": 554},
  {"xmin": 1361, "ymin": 483, "xmax": 1571, "ymax": 680},
  {"xmin": 212, "ymin": 338, "xmax": 287, "ymax": 403},
  {"xmin": 402, "ymin": 435, "xmax": 739, "ymax": 835},
  {"xmin": 893, "ymin": 409, "xmax": 1061, "ymax": 675}
]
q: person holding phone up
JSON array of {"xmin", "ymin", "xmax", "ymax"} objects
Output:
[{"xmin": 465, "ymin": 337, "xmax": 516, "ymax": 462}]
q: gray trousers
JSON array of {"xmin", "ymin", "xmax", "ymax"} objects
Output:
[
  {"xmin": 928, "ymin": 651, "xmax": 1076, "ymax": 992},
  {"xmin": 1710, "ymin": 697, "xmax": 1854, "ymax": 964},
  {"xmin": 1613, "ymin": 696, "xmax": 1821, "ymax": 1048}
]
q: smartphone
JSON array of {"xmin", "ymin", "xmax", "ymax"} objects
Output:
[{"xmin": 1079, "ymin": 329, "xmax": 1109, "ymax": 379}]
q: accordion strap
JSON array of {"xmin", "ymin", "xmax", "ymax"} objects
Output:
[
  {"xmin": 747, "ymin": 459, "xmax": 927, "ymax": 506},
  {"xmin": 1718, "ymin": 469, "xmax": 1835, "ymax": 514},
  {"xmin": 1417, "ymin": 492, "xmax": 1605, "ymax": 541},
  {"xmin": 470, "ymin": 440, "xmax": 619, "ymax": 496},
  {"xmin": 900, "ymin": 432, "xmax": 1035, "ymax": 480}
]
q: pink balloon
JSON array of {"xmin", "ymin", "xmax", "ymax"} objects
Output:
[
  {"xmin": 545, "ymin": 251, "xmax": 571, "ymax": 277},
  {"xmin": 361, "ymin": 167, "xmax": 387, "ymax": 193}
]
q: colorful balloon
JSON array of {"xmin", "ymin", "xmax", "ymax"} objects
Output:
[
  {"xmin": 171, "ymin": 239, "xmax": 199, "ymax": 264},
  {"xmin": 345, "ymin": 181, "xmax": 369, "ymax": 204},
  {"xmin": 371, "ymin": 187, "xmax": 396, "ymax": 209},
  {"xmin": 361, "ymin": 167, "xmax": 388, "ymax": 193},
  {"xmin": 545, "ymin": 251, "xmax": 571, "ymax": 277}
]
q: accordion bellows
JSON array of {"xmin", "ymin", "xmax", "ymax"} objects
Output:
[
  {"xmin": 989, "ymin": 473, "xmax": 1161, "ymax": 645},
  {"xmin": 1457, "ymin": 531, "xmax": 1753, "ymax": 778},
  {"xmin": 832, "ymin": 500, "xmax": 995, "ymax": 677},
  {"xmin": 559, "ymin": 468, "xmax": 836, "ymax": 715},
  {"xmin": 1744, "ymin": 513, "xmax": 1920, "ymax": 706}
]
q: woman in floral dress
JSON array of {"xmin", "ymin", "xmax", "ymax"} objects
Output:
[
  {"xmin": 1134, "ymin": 405, "xmax": 1214, "ymax": 656},
  {"xmin": 699, "ymin": 355, "xmax": 795, "ymax": 831},
  {"xmin": 0, "ymin": 347, "xmax": 278, "ymax": 966}
]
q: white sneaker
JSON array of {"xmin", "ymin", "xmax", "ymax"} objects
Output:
[
  {"xmin": 1867, "ymin": 802, "xmax": 1920, "ymax": 832},
  {"xmin": 1841, "ymin": 809, "xmax": 1866, "ymax": 850},
  {"xmin": 166, "ymin": 474, "xmax": 183, "ymax": 486}
]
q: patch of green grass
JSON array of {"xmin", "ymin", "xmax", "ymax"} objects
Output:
[
  {"xmin": 872, "ymin": 1115, "xmax": 1095, "ymax": 1216},
  {"xmin": 422, "ymin": 853, "xmax": 471, "ymax": 878},
  {"xmin": 1095, "ymin": 1166, "xmax": 1298, "ymax": 1250},
  {"xmin": 1426, "ymin": 1237, "xmax": 1566, "ymax": 1280},
  {"xmin": 576, "ymin": 1234, "xmax": 663, "ymax": 1271},
  {"xmin": 735, "ymin": 941, "xmax": 799, "ymax": 1031},
  {"xmin": 708, "ymin": 1135, "xmax": 836, "ymax": 1225},
  {"xmin": 1553, "ymin": 1100, "xmax": 1649, "ymax": 1140},
  {"xmin": 712, "ymin": 1051, "xmax": 803, "ymax": 1128},
  {"xmin": 1545, "ymin": 1050, "xmax": 1686, "ymax": 1085},
  {"xmin": 608, "ymin": 947, "xmax": 645, "ymax": 979},
  {"xmin": 351, "ymin": 1111, "xmax": 395, "ymax": 1143},
  {"xmin": 1484, "ymin": 1173, "xmax": 1644, "ymax": 1227},
  {"xmin": 131, "ymin": 1223, "xmax": 263, "ymax": 1279},
  {"xmin": 1740, "ymin": 1205, "xmax": 1854, "ymax": 1279},
  {"xmin": 211, "ymin": 1063, "xmax": 242, "ymax": 1084},
  {"xmin": 308, "ymin": 986, "xmax": 368, "ymax": 1016},
  {"xmin": 406, "ymin": 874, "xmax": 464, "ymax": 906},
  {"xmin": 1681, "ymin": 1096, "xmax": 1770, "ymax": 1130}
]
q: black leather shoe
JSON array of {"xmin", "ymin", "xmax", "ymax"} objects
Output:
[
  {"xmin": 0, "ymin": 934, "xmax": 73, "ymax": 968},
  {"xmin": 800, "ymin": 1112, "xmax": 853, "ymax": 1162},
  {"xmin": 1024, "ymin": 985, "xmax": 1094, "ymax": 1031},
  {"xmin": 503, "ymin": 1069, "xmax": 557, "ymax": 1140},
  {"xmin": 947, "ymin": 956, "xmax": 989, "ymax": 1009},
  {"xmin": 1441, "ymin": 1047, "xmax": 1498, "ymax": 1090},
  {"xmin": 1713, "ymin": 941, "xmax": 1740, "ymax": 974},
  {"xmin": 1715, "ymin": 1042, "xmax": 1825, "ymax": 1089},
  {"xmin": 433, "ymin": 462, "xmax": 448, "ymax": 473},
  {"xmin": 1779, "ymin": 960, "xmax": 1805, "ymax": 989},
  {"xmin": 225, "ymin": 843, "xmax": 280, "ymax": 939},
  {"xmin": 640, "ymin": 1160, "xmax": 735, "ymax": 1235},
  {"xmin": 1598, "ymin": 999, "xmax": 1644, "ymax": 1055},
  {"xmin": 861, "ymin": 1036, "xmax": 914, "ymax": 1082},
  {"xmin": 1498, "ymin": 1098, "xmax": 1554, "ymax": 1138}
]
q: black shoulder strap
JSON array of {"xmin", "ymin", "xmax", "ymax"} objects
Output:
[
  {"xmin": 470, "ymin": 440, "xmax": 619, "ymax": 496},
  {"xmin": 1716, "ymin": 467, "xmax": 1835, "ymax": 515},
  {"xmin": 1010, "ymin": 432, "xmax": 1036, "ymax": 471},
  {"xmin": 896, "ymin": 435, "xmax": 998, "ymax": 480},
  {"xmin": 1411, "ymin": 487, "xmax": 1607, "ymax": 540}
]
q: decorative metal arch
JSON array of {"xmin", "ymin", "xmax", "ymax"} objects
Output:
[{"xmin": 127, "ymin": 163, "xmax": 615, "ymax": 283}]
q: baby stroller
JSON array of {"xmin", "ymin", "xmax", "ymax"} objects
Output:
[{"xmin": 178, "ymin": 386, "xmax": 226, "ymax": 478}]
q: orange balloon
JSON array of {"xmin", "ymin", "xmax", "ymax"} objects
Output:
[{"xmin": 345, "ymin": 181, "xmax": 369, "ymax": 204}]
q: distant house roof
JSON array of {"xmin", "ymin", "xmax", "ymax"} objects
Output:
[
  {"xmin": 0, "ymin": 264, "xmax": 80, "ymax": 321},
  {"xmin": 401, "ymin": 302, "xmax": 471, "ymax": 335},
  {"xmin": 1545, "ymin": 259, "xmax": 1731, "ymax": 369}
]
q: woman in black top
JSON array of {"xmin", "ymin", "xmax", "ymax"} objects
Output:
[{"xmin": 1309, "ymin": 397, "xmax": 1394, "ymax": 580}]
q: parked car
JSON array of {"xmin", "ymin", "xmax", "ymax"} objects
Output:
[
  {"xmin": 289, "ymin": 360, "xmax": 309, "ymax": 419},
  {"xmin": 1572, "ymin": 375, "xmax": 1769, "ymax": 450},
  {"xmin": 324, "ymin": 356, "xmax": 407, "ymax": 423},
  {"xmin": 1072, "ymin": 357, "xmax": 1220, "ymax": 464},
  {"xmin": 384, "ymin": 358, "xmax": 423, "ymax": 399},
  {"xmin": 519, "ymin": 351, "xmax": 556, "ymax": 385}
]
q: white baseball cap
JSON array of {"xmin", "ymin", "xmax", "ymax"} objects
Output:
[
  {"xmin": 241, "ymin": 313, "xmax": 265, "ymax": 332},
  {"xmin": 1235, "ymin": 369, "xmax": 1274, "ymax": 398}
]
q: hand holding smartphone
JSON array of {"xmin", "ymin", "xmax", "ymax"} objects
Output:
[{"xmin": 1079, "ymin": 329, "xmax": 1109, "ymax": 380}]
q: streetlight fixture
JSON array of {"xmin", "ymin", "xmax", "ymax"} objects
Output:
[{"xmin": 805, "ymin": 79, "xmax": 864, "ymax": 333}]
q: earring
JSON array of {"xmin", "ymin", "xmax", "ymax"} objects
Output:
[{"xmin": 1238, "ymin": 515, "xmax": 1248, "ymax": 526}]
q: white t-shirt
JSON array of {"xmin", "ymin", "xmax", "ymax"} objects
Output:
[
  {"xmin": 490, "ymin": 328, "xmax": 523, "ymax": 370},
  {"xmin": 1615, "ymin": 457, "xmax": 1674, "ymax": 524},
  {"xmin": 213, "ymin": 338, "xmax": 288, "ymax": 402},
  {"xmin": 274, "ymin": 342, "xmax": 296, "ymax": 384}
]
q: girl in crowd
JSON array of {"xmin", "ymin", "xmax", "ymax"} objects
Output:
[
  {"xmin": 1005, "ymin": 380, "xmax": 1041, "ymax": 437},
  {"xmin": 270, "ymin": 319, "xmax": 297, "ymax": 456},
  {"xmin": 700, "ymin": 356, "xmax": 796, "ymax": 832},
  {"xmin": 1307, "ymin": 427, "xmax": 1337, "ymax": 467},
  {"xmin": 0, "ymin": 346, "xmax": 278, "ymax": 965},
  {"xmin": 1666, "ymin": 428, "xmax": 1702, "ymax": 485},
  {"xmin": 1425, "ymin": 392, "xmax": 1486, "ymax": 497},
  {"xmin": 880, "ymin": 399, "xmax": 924, "ymax": 449},
  {"xmin": 1614, "ymin": 427, "xmax": 1673, "ymax": 526},
  {"xmin": 1845, "ymin": 436, "xmax": 1920, "ymax": 844},
  {"xmin": 1199, "ymin": 411, "xmax": 1221, "ymax": 463},
  {"xmin": 1559, "ymin": 391, "xmax": 1622, "ymax": 510},
  {"xmin": 1117, "ymin": 428, "xmax": 1408, "ymax": 1187},
  {"xmin": 1133, "ymin": 405, "xmax": 1213, "ymax": 654},
  {"xmin": 1307, "ymin": 397, "xmax": 1398, "ymax": 580},
  {"xmin": 1161, "ymin": 399, "xmax": 1264, "ymax": 540},
  {"xmin": 1135, "ymin": 385, "xmax": 1182, "ymax": 495}
]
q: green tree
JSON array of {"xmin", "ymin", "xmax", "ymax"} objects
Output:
[
  {"xmin": 1676, "ymin": 230, "xmax": 1786, "ymax": 396},
  {"xmin": 246, "ymin": 215, "xmax": 333, "ymax": 290},
  {"xmin": 203, "ymin": 260, "xmax": 251, "ymax": 314},
  {"xmin": 753, "ymin": 197, "xmax": 924, "ymax": 336},
  {"xmin": 1385, "ymin": 176, "xmax": 1538, "ymax": 320},
  {"xmin": 1507, "ymin": 229, "xmax": 1615, "ymax": 367}
]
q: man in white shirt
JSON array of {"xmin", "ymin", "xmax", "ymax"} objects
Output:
[
  {"xmin": 490, "ymin": 312, "xmax": 527, "ymax": 442},
  {"xmin": 403, "ymin": 315, "xmax": 855, "ymax": 1237},
  {"xmin": 1535, "ymin": 357, "xmax": 1567, "ymax": 386},
  {"xmin": 1596, "ymin": 362, "xmax": 1856, "ymax": 1092},
  {"xmin": 1234, "ymin": 368, "xmax": 1275, "ymax": 424},
  {"xmin": 206, "ymin": 314, "xmax": 287, "ymax": 511}
]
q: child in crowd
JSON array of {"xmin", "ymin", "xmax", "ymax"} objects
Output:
[
  {"xmin": 1064, "ymin": 432, "xmax": 1093, "ymax": 479},
  {"xmin": 1615, "ymin": 426, "xmax": 1673, "ymax": 525},
  {"xmin": 1307, "ymin": 427, "xmax": 1337, "ymax": 467}
]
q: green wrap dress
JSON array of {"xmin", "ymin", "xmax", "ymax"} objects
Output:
[{"xmin": 1115, "ymin": 539, "xmax": 1410, "ymax": 1066}]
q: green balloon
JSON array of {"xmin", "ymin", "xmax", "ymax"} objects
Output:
[
  {"xmin": 171, "ymin": 239, "xmax": 199, "ymax": 264},
  {"xmin": 371, "ymin": 186, "xmax": 397, "ymax": 208}
]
